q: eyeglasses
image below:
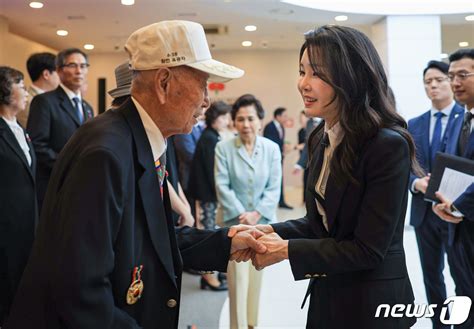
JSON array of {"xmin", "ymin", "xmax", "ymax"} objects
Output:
[
  {"xmin": 447, "ymin": 72, "xmax": 474, "ymax": 82},
  {"xmin": 423, "ymin": 77, "xmax": 449, "ymax": 85},
  {"xmin": 61, "ymin": 63, "xmax": 90, "ymax": 70}
]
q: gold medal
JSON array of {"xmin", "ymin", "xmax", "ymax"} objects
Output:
[{"xmin": 126, "ymin": 265, "xmax": 144, "ymax": 305}]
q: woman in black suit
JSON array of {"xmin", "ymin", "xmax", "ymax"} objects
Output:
[
  {"xmin": 0, "ymin": 66, "xmax": 37, "ymax": 326},
  {"xmin": 188, "ymin": 101, "xmax": 231, "ymax": 290},
  {"xmin": 231, "ymin": 26, "xmax": 423, "ymax": 328}
]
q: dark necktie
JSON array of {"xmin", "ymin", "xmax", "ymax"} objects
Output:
[
  {"xmin": 458, "ymin": 112, "xmax": 473, "ymax": 156},
  {"xmin": 72, "ymin": 97, "xmax": 84, "ymax": 124},
  {"xmin": 430, "ymin": 112, "xmax": 445, "ymax": 166}
]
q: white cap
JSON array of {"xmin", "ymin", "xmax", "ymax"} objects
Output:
[{"xmin": 125, "ymin": 20, "xmax": 244, "ymax": 83}]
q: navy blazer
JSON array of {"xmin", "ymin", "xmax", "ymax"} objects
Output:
[
  {"xmin": 26, "ymin": 86, "xmax": 94, "ymax": 205},
  {"xmin": 5, "ymin": 98, "xmax": 231, "ymax": 329},
  {"xmin": 0, "ymin": 119, "xmax": 37, "ymax": 325},
  {"xmin": 443, "ymin": 108, "xmax": 474, "ymax": 241},
  {"xmin": 272, "ymin": 123, "xmax": 416, "ymax": 328},
  {"xmin": 407, "ymin": 103, "xmax": 464, "ymax": 227},
  {"xmin": 263, "ymin": 121, "xmax": 284, "ymax": 154},
  {"xmin": 173, "ymin": 124, "xmax": 203, "ymax": 190}
]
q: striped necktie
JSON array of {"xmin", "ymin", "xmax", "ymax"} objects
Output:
[{"xmin": 155, "ymin": 152, "xmax": 167, "ymax": 196}]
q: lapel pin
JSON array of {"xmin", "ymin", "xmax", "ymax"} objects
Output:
[{"xmin": 126, "ymin": 265, "xmax": 144, "ymax": 305}]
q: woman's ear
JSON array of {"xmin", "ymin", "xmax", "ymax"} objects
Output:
[{"xmin": 154, "ymin": 68, "xmax": 172, "ymax": 104}]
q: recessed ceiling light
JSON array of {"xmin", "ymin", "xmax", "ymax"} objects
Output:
[
  {"xmin": 29, "ymin": 2, "xmax": 43, "ymax": 8},
  {"xmin": 241, "ymin": 41, "xmax": 252, "ymax": 47},
  {"xmin": 121, "ymin": 0, "xmax": 135, "ymax": 5},
  {"xmin": 440, "ymin": 53, "xmax": 448, "ymax": 59},
  {"xmin": 56, "ymin": 30, "xmax": 68, "ymax": 36},
  {"xmin": 335, "ymin": 15, "xmax": 348, "ymax": 21},
  {"xmin": 84, "ymin": 44, "xmax": 95, "ymax": 50},
  {"xmin": 459, "ymin": 41, "xmax": 469, "ymax": 47},
  {"xmin": 245, "ymin": 25, "xmax": 257, "ymax": 32},
  {"xmin": 465, "ymin": 15, "xmax": 474, "ymax": 21}
]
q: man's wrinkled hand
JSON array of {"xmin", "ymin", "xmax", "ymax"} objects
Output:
[
  {"xmin": 227, "ymin": 224, "xmax": 274, "ymax": 239},
  {"xmin": 252, "ymin": 233, "xmax": 288, "ymax": 271},
  {"xmin": 229, "ymin": 229, "xmax": 267, "ymax": 261}
]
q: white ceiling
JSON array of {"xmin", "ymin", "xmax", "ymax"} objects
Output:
[{"xmin": 1, "ymin": 0, "xmax": 473, "ymax": 54}]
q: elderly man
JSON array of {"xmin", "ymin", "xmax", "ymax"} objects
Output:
[{"xmin": 5, "ymin": 21, "xmax": 264, "ymax": 329}]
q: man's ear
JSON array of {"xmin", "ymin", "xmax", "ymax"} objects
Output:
[
  {"xmin": 154, "ymin": 68, "xmax": 172, "ymax": 104},
  {"xmin": 42, "ymin": 69, "xmax": 51, "ymax": 81}
]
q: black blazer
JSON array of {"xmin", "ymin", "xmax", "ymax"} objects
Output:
[
  {"xmin": 188, "ymin": 127, "xmax": 221, "ymax": 202},
  {"xmin": 263, "ymin": 121, "xmax": 284, "ymax": 154},
  {"xmin": 272, "ymin": 123, "xmax": 416, "ymax": 329},
  {"xmin": 26, "ymin": 86, "xmax": 94, "ymax": 205},
  {"xmin": 0, "ymin": 119, "xmax": 37, "ymax": 325},
  {"xmin": 6, "ymin": 99, "xmax": 231, "ymax": 329}
]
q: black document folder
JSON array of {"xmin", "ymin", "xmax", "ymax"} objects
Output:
[{"xmin": 424, "ymin": 152, "xmax": 474, "ymax": 203}]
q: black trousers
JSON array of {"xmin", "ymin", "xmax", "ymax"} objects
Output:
[
  {"xmin": 415, "ymin": 210, "xmax": 460, "ymax": 329},
  {"xmin": 449, "ymin": 220, "xmax": 474, "ymax": 329}
]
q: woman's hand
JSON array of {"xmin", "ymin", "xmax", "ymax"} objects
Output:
[{"xmin": 238, "ymin": 211, "xmax": 262, "ymax": 226}]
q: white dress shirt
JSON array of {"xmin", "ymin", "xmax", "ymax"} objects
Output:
[
  {"xmin": 315, "ymin": 122, "xmax": 344, "ymax": 231},
  {"xmin": 1, "ymin": 116, "xmax": 32, "ymax": 166}
]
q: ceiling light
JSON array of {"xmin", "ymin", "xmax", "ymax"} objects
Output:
[
  {"xmin": 245, "ymin": 25, "xmax": 257, "ymax": 32},
  {"xmin": 465, "ymin": 15, "xmax": 474, "ymax": 21},
  {"xmin": 440, "ymin": 53, "xmax": 448, "ymax": 59},
  {"xmin": 459, "ymin": 41, "xmax": 469, "ymax": 47},
  {"xmin": 121, "ymin": 0, "xmax": 135, "ymax": 5},
  {"xmin": 335, "ymin": 15, "xmax": 348, "ymax": 21},
  {"xmin": 84, "ymin": 44, "xmax": 95, "ymax": 50},
  {"xmin": 241, "ymin": 41, "xmax": 252, "ymax": 47},
  {"xmin": 29, "ymin": 2, "xmax": 43, "ymax": 8},
  {"xmin": 56, "ymin": 30, "xmax": 68, "ymax": 36}
]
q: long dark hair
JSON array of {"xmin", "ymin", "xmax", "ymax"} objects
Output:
[{"xmin": 301, "ymin": 25, "xmax": 422, "ymax": 184}]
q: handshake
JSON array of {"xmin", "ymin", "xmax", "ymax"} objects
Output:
[{"xmin": 228, "ymin": 224, "xmax": 289, "ymax": 271}]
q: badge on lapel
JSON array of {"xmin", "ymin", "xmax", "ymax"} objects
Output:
[{"xmin": 126, "ymin": 265, "xmax": 144, "ymax": 305}]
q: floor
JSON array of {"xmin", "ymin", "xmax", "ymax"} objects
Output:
[{"xmin": 178, "ymin": 188, "xmax": 456, "ymax": 329}]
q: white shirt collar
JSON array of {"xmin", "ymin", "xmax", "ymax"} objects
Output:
[
  {"xmin": 273, "ymin": 119, "xmax": 282, "ymax": 130},
  {"xmin": 60, "ymin": 83, "xmax": 81, "ymax": 101},
  {"xmin": 465, "ymin": 105, "xmax": 474, "ymax": 114},
  {"xmin": 1, "ymin": 116, "xmax": 20, "ymax": 128},
  {"xmin": 430, "ymin": 101, "xmax": 455, "ymax": 117},
  {"xmin": 131, "ymin": 96, "xmax": 166, "ymax": 161},
  {"xmin": 30, "ymin": 84, "xmax": 44, "ymax": 94}
]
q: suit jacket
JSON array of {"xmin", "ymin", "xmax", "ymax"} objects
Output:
[
  {"xmin": 215, "ymin": 135, "xmax": 281, "ymax": 224},
  {"xmin": 297, "ymin": 118, "xmax": 320, "ymax": 168},
  {"xmin": 173, "ymin": 124, "xmax": 204, "ymax": 190},
  {"xmin": 443, "ymin": 109, "xmax": 474, "ymax": 242},
  {"xmin": 263, "ymin": 121, "xmax": 284, "ymax": 154},
  {"xmin": 188, "ymin": 127, "xmax": 221, "ymax": 202},
  {"xmin": 271, "ymin": 124, "xmax": 416, "ymax": 329},
  {"xmin": 5, "ymin": 98, "xmax": 231, "ymax": 329},
  {"xmin": 0, "ymin": 118, "xmax": 37, "ymax": 324},
  {"xmin": 407, "ymin": 104, "xmax": 464, "ymax": 227},
  {"xmin": 26, "ymin": 86, "xmax": 94, "ymax": 205}
]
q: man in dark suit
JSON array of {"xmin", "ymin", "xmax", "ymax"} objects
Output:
[
  {"xmin": 27, "ymin": 48, "xmax": 94, "ymax": 211},
  {"xmin": 407, "ymin": 60, "xmax": 464, "ymax": 329},
  {"xmin": 17, "ymin": 52, "xmax": 59, "ymax": 127},
  {"xmin": 433, "ymin": 48, "xmax": 474, "ymax": 328},
  {"xmin": 263, "ymin": 107, "xmax": 293, "ymax": 209},
  {"xmin": 5, "ymin": 21, "xmax": 265, "ymax": 329}
]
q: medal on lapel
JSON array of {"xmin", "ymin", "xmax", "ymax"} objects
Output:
[{"xmin": 126, "ymin": 265, "xmax": 144, "ymax": 305}]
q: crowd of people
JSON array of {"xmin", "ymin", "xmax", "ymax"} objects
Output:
[{"xmin": 0, "ymin": 19, "xmax": 473, "ymax": 329}]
